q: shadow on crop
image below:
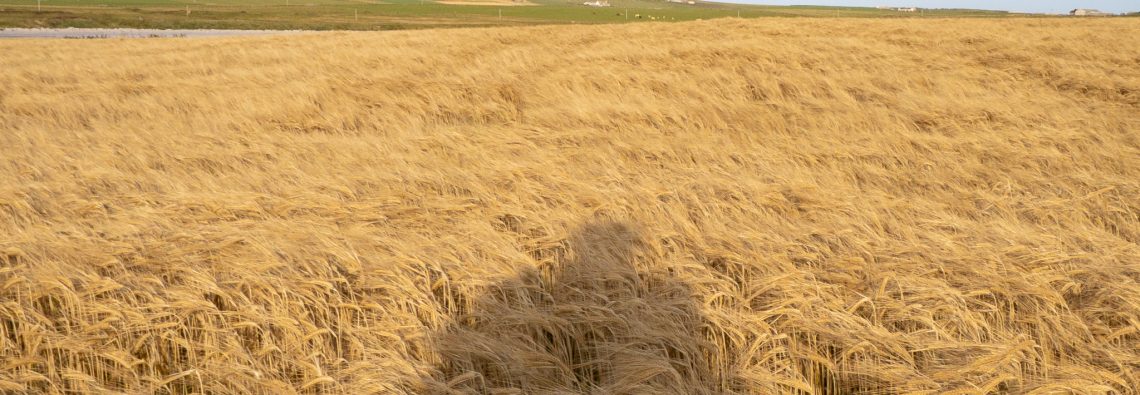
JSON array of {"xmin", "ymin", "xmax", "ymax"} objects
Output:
[{"xmin": 430, "ymin": 219, "xmax": 723, "ymax": 394}]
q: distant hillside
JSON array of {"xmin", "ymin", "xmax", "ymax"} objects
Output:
[{"xmin": 0, "ymin": 0, "xmax": 1019, "ymax": 30}]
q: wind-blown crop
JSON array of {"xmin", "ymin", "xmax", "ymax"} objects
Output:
[{"xmin": 1, "ymin": 18, "xmax": 1137, "ymax": 394}]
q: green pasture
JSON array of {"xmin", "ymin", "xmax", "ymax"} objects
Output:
[{"xmin": 0, "ymin": 0, "xmax": 1016, "ymax": 31}]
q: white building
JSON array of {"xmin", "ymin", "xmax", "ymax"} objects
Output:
[
  {"xmin": 1070, "ymin": 8, "xmax": 1109, "ymax": 16},
  {"xmin": 583, "ymin": 0, "xmax": 610, "ymax": 6}
]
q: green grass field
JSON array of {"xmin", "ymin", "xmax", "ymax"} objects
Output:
[{"xmin": 0, "ymin": 0, "xmax": 1018, "ymax": 30}]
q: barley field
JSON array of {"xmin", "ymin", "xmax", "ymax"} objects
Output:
[{"xmin": 1, "ymin": 18, "xmax": 1138, "ymax": 394}]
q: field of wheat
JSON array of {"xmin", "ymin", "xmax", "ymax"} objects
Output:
[{"xmin": 1, "ymin": 18, "xmax": 1138, "ymax": 394}]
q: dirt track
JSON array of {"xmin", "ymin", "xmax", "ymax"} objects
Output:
[{"xmin": 0, "ymin": 27, "xmax": 302, "ymax": 39}]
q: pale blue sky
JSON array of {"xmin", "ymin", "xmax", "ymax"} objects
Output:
[{"xmin": 731, "ymin": 1, "xmax": 1136, "ymax": 14}]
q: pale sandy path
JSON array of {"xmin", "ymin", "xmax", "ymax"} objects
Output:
[{"xmin": 0, "ymin": 28, "xmax": 305, "ymax": 39}]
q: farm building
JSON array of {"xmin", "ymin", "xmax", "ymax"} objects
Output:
[
  {"xmin": 583, "ymin": 0, "xmax": 610, "ymax": 6},
  {"xmin": 878, "ymin": 6, "xmax": 919, "ymax": 12},
  {"xmin": 1070, "ymin": 9, "xmax": 1110, "ymax": 16}
]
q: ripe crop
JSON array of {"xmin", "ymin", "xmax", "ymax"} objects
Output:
[{"xmin": 1, "ymin": 18, "xmax": 1138, "ymax": 394}]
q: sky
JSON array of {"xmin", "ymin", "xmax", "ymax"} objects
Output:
[{"xmin": 733, "ymin": 1, "xmax": 1136, "ymax": 14}]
